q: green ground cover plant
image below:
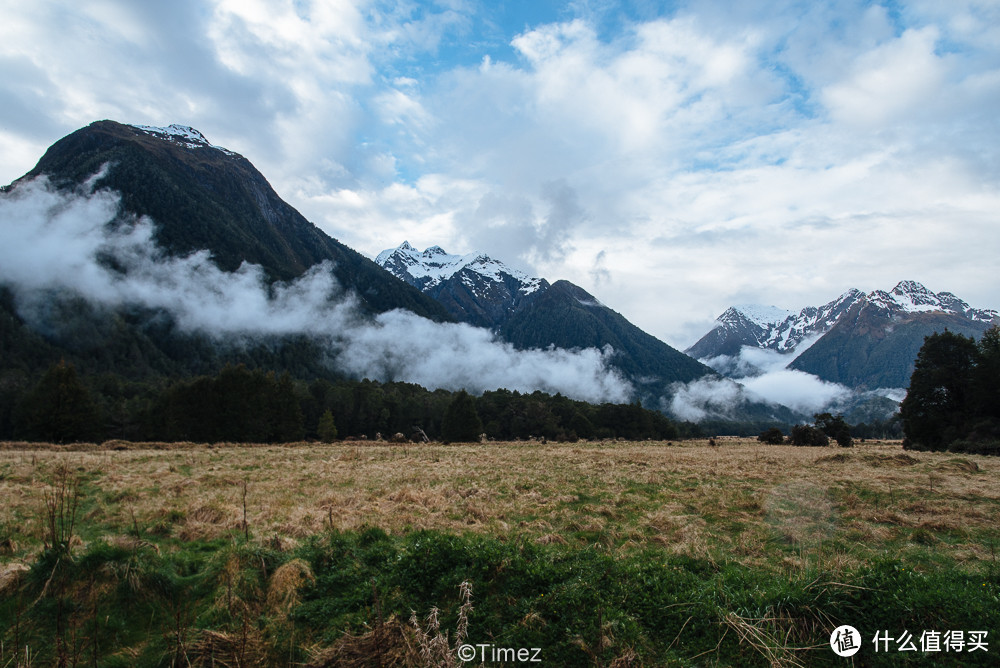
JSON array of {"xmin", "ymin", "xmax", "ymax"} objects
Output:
[{"xmin": 1, "ymin": 439, "xmax": 998, "ymax": 666}]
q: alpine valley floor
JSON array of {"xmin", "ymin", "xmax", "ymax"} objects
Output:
[{"xmin": 1, "ymin": 439, "xmax": 998, "ymax": 666}]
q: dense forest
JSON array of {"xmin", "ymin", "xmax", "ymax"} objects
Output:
[
  {"xmin": 1, "ymin": 360, "xmax": 688, "ymax": 443},
  {"xmin": 901, "ymin": 325, "xmax": 1000, "ymax": 455}
]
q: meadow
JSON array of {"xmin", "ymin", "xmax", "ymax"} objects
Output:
[{"xmin": 1, "ymin": 438, "xmax": 997, "ymax": 666}]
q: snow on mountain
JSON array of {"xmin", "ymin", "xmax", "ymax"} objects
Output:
[
  {"xmin": 730, "ymin": 304, "xmax": 795, "ymax": 329},
  {"xmin": 867, "ymin": 280, "xmax": 997, "ymax": 321},
  {"xmin": 130, "ymin": 124, "xmax": 236, "ymax": 155},
  {"xmin": 689, "ymin": 281, "xmax": 997, "ymax": 361},
  {"xmin": 376, "ymin": 241, "xmax": 545, "ymax": 295}
]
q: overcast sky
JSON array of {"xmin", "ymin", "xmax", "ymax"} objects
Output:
[{"xmin": 2, "ymin": 0, "xmax": 998, "ymax": 349}]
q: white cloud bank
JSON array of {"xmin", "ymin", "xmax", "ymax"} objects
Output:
[
  {"xmin": 0, "ymin": 177, "xmax": 632, "ymax": 404},
  {"xmin": 668, "ymin": 342, "xmax": 853, "ymax": 422}
]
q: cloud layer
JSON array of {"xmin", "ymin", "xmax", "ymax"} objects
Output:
[
  {"xmin": 0, "ymin": 177, "xmax": 632, "ymax": 404},
  {"xmin": 1, "ymin": 0, "xmax": 998, "ymax": 349},
  {"xmin": 669, "ymin": 342, "xmax": 853, "ymax": 422}
]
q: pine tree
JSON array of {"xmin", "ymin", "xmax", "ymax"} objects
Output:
[
  {"xmin": 901, "ymin": 330, "xmax": 978, "ymax": 450},
  {"xmin": 441, "ymin": 390, "xmax": 483, "ymax": 443},
  {"xmin": 317, "ymin": 409, "xmax": 338, "ymax": 443},
  {"xmin": 18, "ymin": 360, "xmax": 100, "ymax": 443}
]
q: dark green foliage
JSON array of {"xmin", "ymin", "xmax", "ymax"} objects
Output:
[
  {"xmin": 902, "ymin": 326, "xmax": 1000, "ymax": 455},
  {"xmin": 757, "ymin": 427, "xmax": 784, "ymax": 444},
  {"xmin": 789, "ymin": 424, "xmax": 829, "ymax": 446},
  {"xmin": 814, "ymin": 412, "xmax": 853, "ymax": 447},
  {"xmin": 850, "ymin": 415, "xmax": 904, "ymax": 440},
  {"xmin": 16, "ymin": 360, "xmax": 100, "ymax": 442},
  {"xmin": 2, "ymin": 360, "xmax": 683, "ymax": 443},
  {"xmin": 317, "ymin": 409, "xmax": 338, "ymax": 442},
  {"xmin": 441, "ymin": 390, "xmax": 483, "ymax": 442},
  {"xmin": 151, "ymin": 365, "xmax": 304, "ymax": 442}
]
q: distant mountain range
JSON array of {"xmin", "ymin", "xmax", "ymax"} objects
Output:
[
  {"xmin": 376, "ymin": 242, "xmax": 713, "ymax": 401},
  {"xmin": 688, "ymin": 281, "xmax": 998, "ymax": 390},
  {"xmin": 5, "ymin": 120, "xmax": 994, "ymax": 430},
  {"xmin": 0, "ymin": 120, "xmax": 710, "ymax": 412}
]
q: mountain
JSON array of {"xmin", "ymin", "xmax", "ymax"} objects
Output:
[
  {"xmin": 376, "ymin": 242, "xmax": 713, "ymax": 396},
  {"xmin": 688, "ymin": 281, "xmax": 997, "ymax": 389},
  {"xmin": 375, "ymin": 242, "xmax": 546, "ymax": 329},
  {"xmin": 789, "ymin": 282, "xmax": 997, "ymax": 389},
  {"xmin": 686, "ymin": 290, "xmax": 865, "ymax": 360},
  {"xmin": 17, "ymin": 120, "xmax": 451, "ymax": 321},
  {"xmin": 1, "ymin": 121, "xmax": 463, "ymax": 391}
]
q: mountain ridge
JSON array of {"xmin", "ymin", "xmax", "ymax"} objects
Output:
[
  {"xmin": 17, "ymin": 120, "xmax": 452, "ymax": 322},
  {"xmin": 376, "ymin": 241, "xmax": 714, "ymax": 400},
  {"xmin": 688, "ymin": 281, "xmax": 997, "ymax": 390}
]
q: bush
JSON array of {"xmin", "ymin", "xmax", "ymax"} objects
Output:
[
  {"xmin": 757, "ymin": 428, "xmax": 784, "ymax": 445},
  {"xmin": 789, "ymin": 424, "xmax": 829, "ymax": 446},
  {"xmin": 835, "ymin": 430, "xmax": 853, "ymax": 447}
]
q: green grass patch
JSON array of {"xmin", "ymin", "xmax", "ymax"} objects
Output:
[{"xmin": 3, "ymin": 528, "xmax": 998, "ymax": 667}]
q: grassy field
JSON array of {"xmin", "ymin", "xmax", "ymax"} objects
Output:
[{"xmin": 1, "ymin": 438, "xmax": 998, "ymax": 666}]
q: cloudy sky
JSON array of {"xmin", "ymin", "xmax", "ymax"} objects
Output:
[{"xmin": 2, "ymin": 0, "xmax": 998, "ymax": 349}]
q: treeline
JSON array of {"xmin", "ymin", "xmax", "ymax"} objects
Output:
[
  {"xmin": 901, "ymin": 326, "xmax": 1000, "ymax": 456},
  {"xmin": 1, "ymin": 361, "xmax": 686, "ymax": 444}
]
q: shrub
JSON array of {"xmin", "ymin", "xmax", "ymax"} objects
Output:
[
  {"xmin": 757, "ymin": 428, "xmax": 784, "ymax": 445},
  {"xmin": 789, "ymin": 425, "xmax": 828, "ymax": 446}
]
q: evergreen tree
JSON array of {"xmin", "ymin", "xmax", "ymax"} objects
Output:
[
  {"xmin": 441, "ymin": 390, "xmax": 483, "ymax": 443},
  {"xmin": 814, "ymin": 412, "xmax": 853, "ymax": 447},
  {"xmin": 17, "ymin": 360, "xmax": 100, "ymax": 442},
  {"xmin": 317, "ymin": 409, "xmax": 338, "ymax": 442},
  {"xmin": 973, "ymin": 325, "xmax": 1000, "ymax": 425},
  {"xmin": 269, "ymin": 372, "xmax": 304, "ymax": 442},
  {"xmin": 900, "ymin": 330, "xmax": 978, "ymax": 450}
]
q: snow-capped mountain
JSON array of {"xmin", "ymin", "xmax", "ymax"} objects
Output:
[
  {"xmin": 376, "ymin": 242, "xmax": 544, "ymax": 294},
  {"xmin": 688, "ymin": 281, "xmax": 997, "ymax": 390},
  {"xmin": 376, "ymin": 242, "xmax": 547, "ymax": 329},
  {"xmin": 687, "ymin": 289, "xmax": 867, "ymax": 359},
  {"xmin": 866, "ymin": 280, "xmax": 996, "ymax": 321},
  {"xmin": 130, "ymin": 124, "xmax": 236, "ymax": 155},
  {"xmin": 376, "ymin": 242, "xmax": 713, "ymax": 398}
]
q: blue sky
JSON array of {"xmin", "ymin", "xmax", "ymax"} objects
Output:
[{"xmin": 1, "ymin": 0, "xmax": 998, "ymax": 348}]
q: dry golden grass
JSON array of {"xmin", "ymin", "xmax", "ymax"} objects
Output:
[{"xmin": 1, "ymin": 438, "xmax": 998, "ymax": 573}]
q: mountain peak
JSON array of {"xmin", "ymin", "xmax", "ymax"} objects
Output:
[
  {"xmin": 730, "ymin": 304, "xmax": 795, "ymax": 329},
  {"xmin": 376, "ymin": 242, "xmax": 542, "ymax": 293},
  {"xmin": 865, "ymin": 281, "xmax": 996, "ymax": 322},
  {"xmin": 129, "ymin": 123, "xmax": 235, "ymax": 155},
  {"xmin": 688, "ymin": 281, "xmax": 997, "ymax": 388},
  {"xmin": 375, "ymin": 242, "xmax": 549, "ymax": 328},
  {"xmin": 892, "ymin": 279, "xmax": 929, "ymax": 296},
  {"xmin": 425, "ymin": 245, "xmax": 448, "ymax": 257}
]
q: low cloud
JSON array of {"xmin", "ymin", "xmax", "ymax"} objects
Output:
[
  {"xmin": 667, "ymin": 341, "xmax": 852, "ymax": 421},
  {"xmin": 739, "ymin": 369, "xmax": 851, "ymax": 415},
  {"xmin": 665, "ymin": 376, "xmax": 750, "ymax": 422},
  {"xmin": 0, "ymin": 177, "xmax": 632, "ymax": 404}
]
